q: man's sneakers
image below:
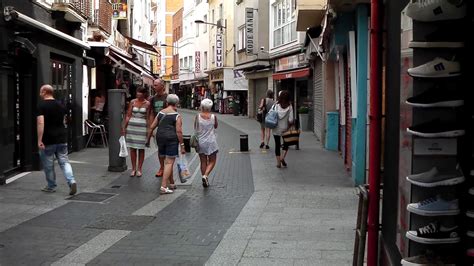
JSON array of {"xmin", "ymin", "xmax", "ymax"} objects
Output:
[
  {"xmin": 406, "ymin": 87, "xmax": 464, "ymax": 108},
  {"xmin": 407, "ymin": 119, "xmax": 465, "ymax": 138},
  {"xmin": 408, "ymin": 57, "xmax": 461, "ymax": 78},
  {"xmin": 69, "ymin": 183, "xmax": 77, "ymax": 196},
  {"xmin": 401, "ymin": 252, "xmax": 456, "ymax": 265},
  {"xmin": 405, "ymin": 0, "xmax": 466, "ymax": 22},
  {"xmin": 409, "ymin": 26, "xmax": 464, "ymax": 48},
  {"xmin": 406, "ymin": 167, "xmax": 465, "ymax": 187},
  {"xmin": 42, "ymin": 183, "xmax": 77, "ymax": 195},
  {"xmin": 41, "ymin": 186, "xmax": 56, "ymax": 193},
  {"xmin": 406, "ymin": 222, "xmax": 460, "ymax": 244},
  {"xmin": 407, "ymin": 195, "xmax": 460, "ymax": 216}
]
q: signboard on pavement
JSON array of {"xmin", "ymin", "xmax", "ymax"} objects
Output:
[{"xmin": 245, "ymin": 8, "xmax": 254, "ymax": 55}]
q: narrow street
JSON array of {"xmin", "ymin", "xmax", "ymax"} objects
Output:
[{"xmin": 0, "ymin": 111, "xmax": 357, "ymax": 265}]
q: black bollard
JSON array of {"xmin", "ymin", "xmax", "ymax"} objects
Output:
[
  {"xmin": 108, "ymin": 89, "xmax": 127, "ymax": 172},
  {"xmin": 240, "ymin": 134, "xmax": 249, "ymax": 152},
  {"xmin": 183, "ymin": 135, "xmax": 191, "ymax": 153}
]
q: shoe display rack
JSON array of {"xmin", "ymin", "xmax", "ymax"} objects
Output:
[{"xmin": 398, "ymin": 1, "xmax": 472, "ymax": 265}]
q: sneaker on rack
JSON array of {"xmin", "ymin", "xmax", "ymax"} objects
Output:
[
  {"xmin": 406, "ymin": 167, "xmax": 465, "ymax": 187},
  {"xmin": 467, "ymin": 248, "xmax": 474, "ymax": 257},
  {"xmin": 469, "ymin": 187, "xmax": 474, "ymax": 195},
  {"xmin": 468, "ymin": 231, "xmax": 474, "ymax": 238},
  {"xmin": 406, "ymin": 88, "xmax": 464, "ymax": 108},
  {"xmin": 407, "ymin": 119, "xmax": 465, "ymax": 138},
  {"xmin": 409, "ymin": 26, "xmax": 465, "ymax": 48},
  {"xmin": 407, "ymin": 57, "xmax": 461, "ymax": 78},
  {"xmin": 405, "ymin": 0, "xmax": 466, "ymax": 22},
  {"xmin": 467, "ymin": 210, "xmax": 474, "ymax": 218},
  {"xmin": 406, "ymin": 222, "xmax": 460, "ymax": 244},
  {"xmin": 407, "ymin": 195, "xmax": 459, "ymax": 216},
  {"xmin": 401, "ymin": 253, "xmax": 456, "ymax": 266}
]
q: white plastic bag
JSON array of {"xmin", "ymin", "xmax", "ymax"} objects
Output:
[
  {"xmin": 119, "ymin": 136, "xmax": 128, "ymax": 157},
  {"xmin": 177, "ymin": 154, "xmax": 190, "ymax": 182}
]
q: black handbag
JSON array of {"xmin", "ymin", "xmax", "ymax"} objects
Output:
[{"xmin": 256, "ymin": 98, "xmax": 266, "ymax": 123}]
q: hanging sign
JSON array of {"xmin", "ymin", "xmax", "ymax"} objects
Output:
[
  {"xmin": 111, "ymin": 0, "xmax": 128, "ymax": 20},
  {"xmin": 195, "ymin": 51, "xmax": 201, "ymax": 73},
  {"xmin": 245, "ymin": 8, "xmax": 254, "ymax": 55},
  {"xmin": 216, "ymin": 33, "xmax": 223, "ymax": 67}
]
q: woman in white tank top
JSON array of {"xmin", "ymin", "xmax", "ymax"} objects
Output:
[{"xmin": 195, "ymin": 99, "xmax": 218, "ymax": 188}]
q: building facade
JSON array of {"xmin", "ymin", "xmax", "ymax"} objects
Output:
[{"xmin": 233, "ymin": 0, "xmax": 271, "ymax": 118}]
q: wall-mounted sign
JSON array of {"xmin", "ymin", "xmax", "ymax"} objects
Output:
[
  {"xmin": 275, "ymin": 53, "xmax": 308, "ymax": 72},
  {"xmin": 245, "ymin": 8, "xmax": 254, "ymax": 55},
  {"xmin": 195, "ymin": 51, "xmax": 201, "ymax": 73},
  {"xmin": 216, "ymin": 33, "xmax": 223, "ymax": 68},
  {"xmin": 111, "ymin": 0, "xmax": 128, "ymax": 20}
]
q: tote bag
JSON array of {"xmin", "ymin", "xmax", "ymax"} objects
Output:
[
  {"xmin": 190, "ymin": 114, "xmax": 199, "ymax": 150},
  {"xmin": 119, "ymin": 136, "xmax": 128, "ymax": 157}
]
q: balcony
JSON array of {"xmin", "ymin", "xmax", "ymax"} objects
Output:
[
  {"xmin": 295, "ymin": 0, "xmax": 326, "ymax": 31},
  {"xmin": 51, "ymin": 0, "xmax": 89, "ymax": 23}
]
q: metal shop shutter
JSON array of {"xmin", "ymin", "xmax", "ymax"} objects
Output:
[{"xmin": 313, "ymin": 59, "xmax": 323, "ymax": 141}]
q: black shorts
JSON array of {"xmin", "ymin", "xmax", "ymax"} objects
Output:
[{"xmin": 157, "ymin": 141, "xmax": 179, "ymax": 157}]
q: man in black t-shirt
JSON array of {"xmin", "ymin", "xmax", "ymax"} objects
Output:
[
  {"xmin": 148, "ymin": 78, "xmax": 169, "ymax": 178},
  {"xmin": 37, "ymin": 84, "xmax": 77, "ymax": 195}
]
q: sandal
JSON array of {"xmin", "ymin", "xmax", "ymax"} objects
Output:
[
  {"xmin": 136, "ymin": 171, "xmax": 142, "ymax": 177},
  {"xmin": 281, "ymin": 159, "xmax": 287, "ymax": 168},
  {"xmin": 259, "ymin": 142, "xmax": 265, "ymax": 149},
  {"xmin": 169, "ymin": 184, "xmax": 177, "ymax": 190},
  {"xmin": 130, "ymin": 170, "xmax": 136, "ymax": 177},
  {"xmin": 160, "ymin": 186, "xmax": 173, "ymax": 194}
]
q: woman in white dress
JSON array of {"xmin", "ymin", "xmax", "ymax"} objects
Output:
[{"xmin": 195, "ymin": 99, "xmax": 219, "ymax": 188}]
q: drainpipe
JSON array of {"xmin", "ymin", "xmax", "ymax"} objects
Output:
[{"xmin": 367, "ymin": 0, "xmax": 383, "ymax": 265}]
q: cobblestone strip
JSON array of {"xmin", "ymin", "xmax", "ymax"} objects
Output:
[{"xmin": 132, "ymin": 189, "xmax": 186, "ymax": 216}]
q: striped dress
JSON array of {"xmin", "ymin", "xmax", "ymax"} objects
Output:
[{"xmin": 126, "ymin": 106, "xmax": 148, "ymax": 149}]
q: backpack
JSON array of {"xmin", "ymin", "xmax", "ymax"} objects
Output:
[{"xmin": 265, "ymin": 104, "xmax": 279, "ymax": 129}]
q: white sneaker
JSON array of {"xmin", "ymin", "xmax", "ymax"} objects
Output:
[
  {"xmin": 408, "ymin": 57, "xmax": 461, "ymax": 78},
  {"xmin": 406, "ymin": 0, "xmax": 466, "ymax": 22}
]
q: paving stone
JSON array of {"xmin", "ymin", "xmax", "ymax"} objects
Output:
[{"xmin": 238, "ymin": 257, "xmax": 294, "ymax": 266}]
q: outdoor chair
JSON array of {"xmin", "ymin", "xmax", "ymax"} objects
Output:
[{"xmin": 84, "ymin": 119, "xmax": 108, "ymax": 148}]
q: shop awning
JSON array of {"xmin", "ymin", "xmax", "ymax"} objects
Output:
[
  {"xmin": 126, "ymin": 37, "xmax": 160, "ymax": 56},
  {"xmin": 4, "ymin": 7, "xmax": 90, "ymax": 50},
  {"xmin": 109, "ymin": 49, "xmax": 154, "ymax": 79},
  {"xmin": 272, "ymin": 68, "xmax": 310, "ymax": 80}
]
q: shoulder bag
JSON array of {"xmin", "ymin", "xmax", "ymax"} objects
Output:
[
  {"xmin": 190, "ymin": 114, "xmax": 199, "ymax": 150},
  {"xmin": 264, "ymin": 104, "xmax": 279, "ymax": 129},
  {"xmin": 282, "ymin": 106, "xmax": 300, "ymax": 147}
]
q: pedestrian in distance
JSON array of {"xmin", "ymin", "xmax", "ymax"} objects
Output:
[
  {"xmin": 148, "ymin": 78, "xmax": 168, "ymax": 178},
  {"xmin": 146, "ymin": 94, "xmax": 186, "ymax": 194},
  {"xmin": 272, "ymin": 90, "xmax": 294, "ymax": 168},
  {"xmin": 36, "ymin": 84, "xmax": 77, "ymax": 195},
  {"xmin": 194, "ymin": 99, "xmax": 219, "ymax": 188},
  {"xmin": 122, "ymin": 87, "xmax": 150, "ymax": 177},
  {"xmin": 258, "ymin": 89, "xmax": 275, "ymax": 149}
]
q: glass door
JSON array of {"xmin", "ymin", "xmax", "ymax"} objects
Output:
[{"xmin": 51, "ymin": 60, "xmax": 74, "ymax": 150}]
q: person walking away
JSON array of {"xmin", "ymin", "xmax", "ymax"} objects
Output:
[
  {"xmin": 122, "ymin": 87, "xmax": 150, "ymax": 177},
  {"xmin": 195, "ymin": 99, "xmax": 219, "ymax": 188},
  {"xmin": 147, "ymin": 94, "xmax": 185, "ymax": 194},
  {"xmin": 148, "ymin": 79, "xmax": 168, "ymax": 178},
  {"xmin": 258, "ymin": 89, "xmax": 275, "ymax": 149},
  {"xmin": 37, "ymin": 84, "xmax": 77, "ymax": 195},
  {"xmin": 272, "ymin": 90, "xmax": 293, "ymax": 168}
]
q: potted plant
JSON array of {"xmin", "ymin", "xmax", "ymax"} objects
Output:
[{"xmin": 298, "ymin": 106, "xmax": 309, "ymax": 131}]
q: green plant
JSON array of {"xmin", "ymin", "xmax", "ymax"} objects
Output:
[{"xmin": 298, "ymin": 106, "xmax": 309, "ymax": 114}]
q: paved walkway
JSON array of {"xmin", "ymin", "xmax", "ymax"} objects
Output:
[{"xmin": 0, "ymin": 111, "xmax": 356, "ymax": 266}]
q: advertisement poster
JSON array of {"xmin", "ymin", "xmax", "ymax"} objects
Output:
[{"xmin": 111, "ymin": 0, "xmax": 127, "ymax": 20}]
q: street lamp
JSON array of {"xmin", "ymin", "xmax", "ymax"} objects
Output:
[
  {"xmin": 160, "ymin": 43, "xmax": 179, "ymax": 49},
  {"xmin": 194, "ymin": 19, "xmax": 226, "ymax": 29}
]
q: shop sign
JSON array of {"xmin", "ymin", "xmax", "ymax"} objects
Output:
[
  {"xmin": 151, "ymin": 55, "xmax": 160, "ymax": 74},
  {"xmin": 210, "ymin": 70, "xmax": 223, "ymax": 81},
  {"xmin": 245, "ymin": 8, "xmax": 254, "ymax": 55},
  {"xmin": 111, "ymin": 0, "xmax": 128, "ymax": 20},
  {"xmin": 275, "ymin": 53, "xmax": 308, "ymax": 72},
  {"xmin": 216, "ymin": 34, "xmax": 223, "ymax": 67},
  {"xmin": 195, "ymin": 51, "xmax": 201, "ymax": 73}
]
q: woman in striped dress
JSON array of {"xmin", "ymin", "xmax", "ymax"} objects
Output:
[{"xmin": 122, "ymin": 87, "xmax": 150, "ymax": 177}]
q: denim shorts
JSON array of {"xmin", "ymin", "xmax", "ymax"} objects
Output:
[{"xmin": 157, "ymin": 141, "xmax": 179, "ymax": 157}]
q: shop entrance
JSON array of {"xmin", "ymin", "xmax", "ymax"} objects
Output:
[
  {"xmin": 51, "ymin": 59, "xmax": 74, "ymax": 151},
  {"xmin": 0, "ymin": 66, "xmax": 21, "ymax": 177}
]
